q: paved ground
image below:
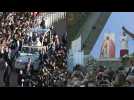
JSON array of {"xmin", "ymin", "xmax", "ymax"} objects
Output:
[
  {"xmin": 0, "ymin": 59, "xmax": 18, "ymax": 87},
  {"xmin": 0, "ymin": 70, "xmax": 18, "ymax": 87}
]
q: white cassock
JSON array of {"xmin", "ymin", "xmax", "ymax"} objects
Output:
[{"xmin": 120, "ymin": 35, "xmax": 128, "ymax": 50}]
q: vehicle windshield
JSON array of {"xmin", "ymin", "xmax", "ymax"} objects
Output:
[{"xmin": 21, "ymin": 47, "xmax": 40, "ymax": 54}]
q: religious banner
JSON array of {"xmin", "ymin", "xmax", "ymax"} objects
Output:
[{"xmin": 100, "ymin": 33, "xmax": 115, "ymax": 58}]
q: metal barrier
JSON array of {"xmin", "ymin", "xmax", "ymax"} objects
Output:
[{"xmin": 44, "ymin": 12, "xmax": 66, "ymax": 28}]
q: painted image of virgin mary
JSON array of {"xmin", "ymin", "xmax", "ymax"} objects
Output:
[{"xmin": 100, "ymin": 36, "xmax": 115, "ymax": 58}]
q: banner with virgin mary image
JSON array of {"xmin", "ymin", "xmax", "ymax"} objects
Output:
[{"xmin": 100, "ymin": 33, "xmax": 115, "ymax": 58}]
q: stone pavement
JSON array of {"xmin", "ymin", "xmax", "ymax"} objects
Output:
[{"xmin": 0, "ymin": 67, "xmax": 18, "ymax": 87}]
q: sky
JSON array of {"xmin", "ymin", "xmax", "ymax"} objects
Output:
[{"xmin": 90, "ymin": 12, "xmax": 134, "ymax": 59}]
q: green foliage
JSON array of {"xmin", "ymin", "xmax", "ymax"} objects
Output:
[
  {"xmin": 121, "ymin": 53, "xmax": 134, "ymax": 65},
  {"xmin": 67, "ymin": 12, "xmax": 90, "ymax": 47},
  {"xmin": 121, "ymin": 56, "xmax": 129, "ymax": 65}
]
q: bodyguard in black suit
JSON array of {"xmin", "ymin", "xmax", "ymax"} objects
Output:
[
  {"xmin": 24, "ymin": 58, "xmax": 34, "ymax": 75},
  {"xmin": 127, "ymin": 64, "xmax": 134, "ymax": 76},
  {"xmin": 126, "ymin": 63, "xmax": 134, "ymax": 85},
  {"xmin": 17, "ymin": 70, "xmax": 25, "ymax": 87},
  {"xmin": 23, "ymin": 58, "xmax": 34, "ymax": 87},
  {"xmin": 3, "ymin": 62, "xmax": 11, "ymax": 87}
]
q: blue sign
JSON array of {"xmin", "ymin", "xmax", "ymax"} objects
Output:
[{"xmin": 31, "ymin": 28, "xmax": 50, "ymax": 33}]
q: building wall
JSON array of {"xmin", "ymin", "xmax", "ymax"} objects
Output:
[{"xmin": 53, "ymin": 18, "xmax": 67, "ymax": 36}]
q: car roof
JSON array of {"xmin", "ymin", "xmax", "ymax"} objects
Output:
[
  {"xmin": 31, "ymin": 28, "xmax": 50, "ymax": 33},
  {"xmin": 22, "ymin": 45, "xmax": 45, "ymax": 48}
]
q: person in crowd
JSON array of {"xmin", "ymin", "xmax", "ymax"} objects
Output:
[
  {"xmin": 3, "ymin": 62, "xmax": 11, "ymax": 87},
  {"xmin": 24, "ymin": 58, "xmax": 33, "ymax": 76},
  {"xmin": 62, "ymin": 32, "xmax": 67, "ymax": 46},
  {"xmin": 42, "ymin": 32, "xmax": 49, "ymax": 53},
  {"xmin": 40, "ymin": 18, "xmax": 46, "ymax": 29},
  {"xmin": 71, "ymin": 65, "xmax": 84, "ymax": 81},
  {"xmin": 0, "ymin": 12, "xmax": 69, "ymax": 87},
  {"xmin": 17, "ymin": 70, "xmax": 24, "ymax": 87},
  {"xmin": 126, "ymin": 62, "xmax": 134, "ymax": 86},
  {"xmin": 23, "ymin": 58, "xmax": 34, "ymax": 87}
]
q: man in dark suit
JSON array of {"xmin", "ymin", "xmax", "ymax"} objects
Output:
[
  {"xmin": 3, "ymin": 62, "xmax": 11, "ymax": 87},
  {"xmin": 3, "ymin": 47, "xmax": 9, "ymax": 62},
  {"xmin": 24, "ymin": 58, "xmax": 33, "ymax": 76},
  {"xmin": 127, "ymin": 63, "xmax": 134, "ymax": 76},
  {"xmin": 126, "ymin": 63, "xmax": 134, "ymax": 85},
  {"xmin": 3, "ymin": 47, "xmax": 14, "ymax": 71},
  {"xmin": 17, "ymin": 70, "xmax": 24, "ymax": 87},
  {"xmin": 24, "ymin": 58, "xmax": 34, "ymax": 87},
  {"xmin": 40, "ymin": 18, "xmax": 46, "ymax": 29}
]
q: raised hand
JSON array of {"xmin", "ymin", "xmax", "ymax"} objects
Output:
[{"xmin": 122, "ymin": 26, "xmax": 134, "ymax": 38}]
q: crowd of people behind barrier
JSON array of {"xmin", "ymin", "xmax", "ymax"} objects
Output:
[
  {"xmin": 67, "ymin": 62, "xmax": 134, "ymax": 87},
  {"xmin": 0, "ymin": 12, "xmax": 44, "ymax": 67},
  {"xmin": 0, "ymin": 12, "xmax": 134, "ymax": 87},
  {"xmin": 0, "ymin": 12, "xmax": 68, "ymax": 87},
  {"xmin": 0, "ymin": 12, "xmax": 48, "ymax": 86},
  {"xmin": 17, "ymin": 30, "xmax": 68, "ymax": 87},
  {"xmin": 17, "ymin": 61, "xmax": 134, "ymax": 87}
]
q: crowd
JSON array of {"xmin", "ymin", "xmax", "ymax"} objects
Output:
[
  {"xmin": 0, "ymin": 12, "xmax": 68, "ymax": 87},
  {"xmin": 66, "ymin": 62, "xmax": 134, "ymax": 87},
  {"xmin": 0, "ymin": 12, "xmax": 46, "ymax": 86},
  {"xmin": 17, "ymin": 61, "xmax": 134, "ymax": 87},
  {"xmin": 0, "ymin": 12, "xmax": 134, "ymax": 87},
  {"xmin": 0, "ymin": 12, "xmax": 43, "ymax": 67},
  {"xmin": 17, "ymin": 30, "xmax": 68, "ymax": 87}
]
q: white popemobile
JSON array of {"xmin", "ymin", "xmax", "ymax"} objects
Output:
[
  {"xmin": 14, "ymin": 28, "xmax": 51, "ymax": 71},
  {"xmin": 14, "ymin": 45, "xmax": 41, "ymax": 70}
]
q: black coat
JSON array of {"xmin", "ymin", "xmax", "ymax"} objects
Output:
[
  {"xmin": 18, "ymin": 40, "xmax": 22, "ymax": 51},
  {"xmin": 40, "ymin": 20, "xmax": 46, "ymax": 29},
  {"xmin": 24, "ymin": 63, "xmax": 34, "ymax": 75},
  {"xmin": 127, "ymin": 67, "xmax": 134, "ymax": 76},
  {"xmin": 11, "ymin": 39, "xmax": 17, "ymax": 50},
  {"xmin": 3, "ymin": 51, "xmax": 9, "ymax": 62},
  {"xmin": 17, "ymin": 74, "xmax": 24, "ymax": 86},
  {"xmin": 3, "ymin": 67, "xmax": 11, "ymax": 83}
]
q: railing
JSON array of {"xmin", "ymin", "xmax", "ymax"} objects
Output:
[
  {"xmin": 44, "ymin": 12, "xmax": 66, "ymax": 28},
  {"xmin": 29, "ymin": 12, "xmax": 66, "ymax": 30}
]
